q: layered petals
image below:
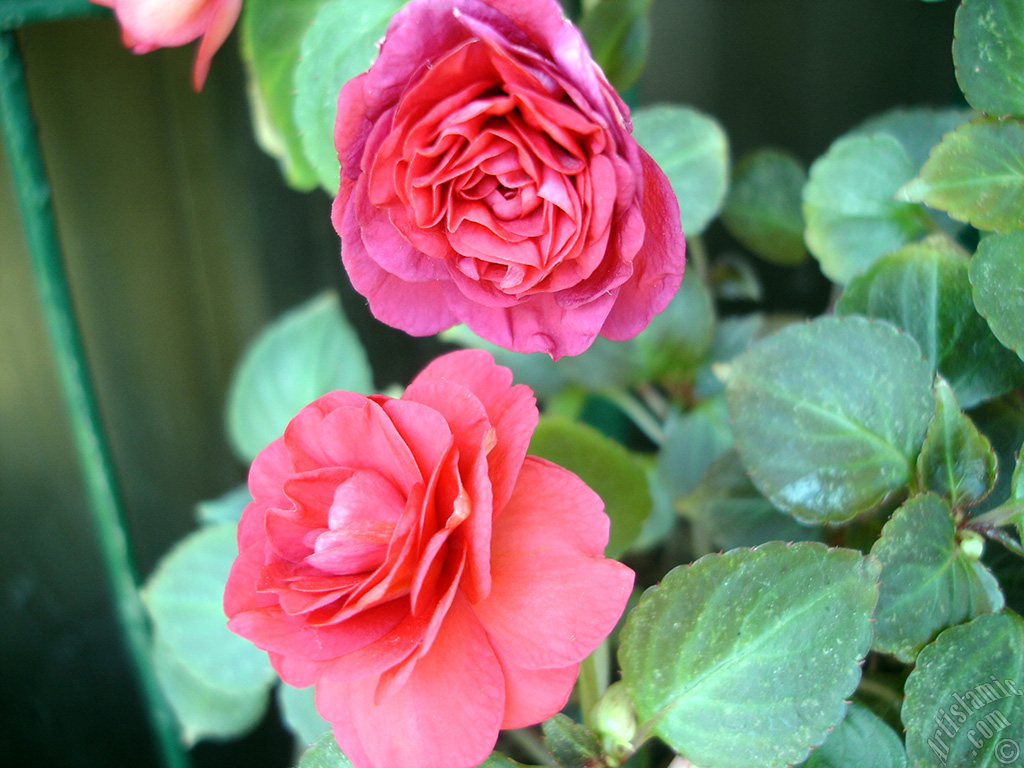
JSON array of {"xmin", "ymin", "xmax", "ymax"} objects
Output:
[
  {"xmin": 224, "ymin": 350, "xmax": 633, "ymax": 768},
  {"xmin": 332, "ymin": 0, "xmax": 685, "ymax": 357}
]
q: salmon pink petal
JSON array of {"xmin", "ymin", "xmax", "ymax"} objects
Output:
[
  {"xmin": 317, "ymin": 595, "xmax": 504, "ymax": 768},
  {"xmin": 190, "ymin": 0, "xmax": 241, "ymax": 91},
  {"xmin": 410, "ymin": 349, "xmax": 537, "ymax": 511},
  {"xmin": 474, "ymin": 457, "xmax": 633, "ymax": 669},
  {"xmin": 498, "ymin": 661, "xmax": 580, "ymax": 729}
]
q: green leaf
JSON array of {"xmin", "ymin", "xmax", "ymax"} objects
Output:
[
  {"xmin": 917, "ymin": 379, "xmax": 999, "ymax": 508},
  {"xmin": 804, "ymin": 134, "xmax": 933, "ymax": 284},
  {"xmin": 476, "ymin": 755, "xmax": 536, "ymax": 768},
  {"xmin": 226, "ymin": 291, "xmax": 373, "ymax": 462},
  {"xmin": 142, "ymin": 523, "xmax": 276, "ymax": 692},
  {"xmin": 725, "ymin": 316, "xmax": 936, "ymax": 524},
  {"xmin": 903, "ymin": 612, "xmax": 1024, "ymax": 768},
  {"xmin": 619, "ymin": 542, "xmax": 879, "ymax": 768},
  {"xmin": 293, "ymin": 0, "xmax": 406, "ymax": 192},
  {"xmin": 970, "ymin": 230, "xmax": 1024, "ymax": 362},
  {"xmin": 240, "ymin": 0, "xmax": 327, "ymax": 190},
  {"xmin": 798, "ymin": 701, "xmax": 907, "ymax": 768},
  {"xmin": 954, "ymin": 0, "xmax": 1024, "ymax": 118},
  {"xmin": 851, "ymin": 106, "xmax": 974, "ymax": 172},
  {"xmin": 899, "ymin": 117, "xmax": 1024, "ymax": 232},
  {"xmin": 579, "ymin": 0, "xmax": 653, "ymax": 92},
  {"xmin": 721, "ymin": 148, "xmax": 808, "ymax": 265},
  {"xmin": 971, "ymin": 393, "xmax": 1024, "ymax": 515},
  {"xmin": 870, "ymin": 494, "xmax": 1004, "ymax": 662},
  {"xmin": 836, "ymin": 236, "xmax": 1024, "ymax": 408},
  {"xmin": 194, "ymin": 484, "xmax": 251, "ymax": 526},
  {"xmin": 542, "ymin": 714, "xmax": 603, "ymax": 768},
  {"xmin": 631, "ymin": 104, "xmax": 730, "ymax": 237},
  {"xmin": 296, "ymin": 732, "xmax": 354, "ymax": 768},
  {"xmin": 678, "ymin": 450, "xmax": 822, "ymax": 552},
  {"xmin": 152, "ymin": 634, "xmax": 270, "ymax": 746},
  {"xmin": 278, "ymin": 683, "xmax": 330, "ymax": 748},
  {"xmin": 693, "ymin": 313, "xmax": 764, "ymax": 400},
  {"xmin": 528, "ymin": 416, "xmax": 651, "ymax": 558},
  {"xmin": 655, "ymin": 397, "xmax": 732, "ymax": 502}
]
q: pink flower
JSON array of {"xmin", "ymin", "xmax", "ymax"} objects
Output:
[
  {"xmin": 92, "ymin": 0, "xmax": 241, "ymax": 90},
  {"xmin": 333, "ymin": 0, "xmax": 685, "ymax": 358},
  {"xmin": 224, "ymin": 350, "xmax": 634, "ymax": 768}
]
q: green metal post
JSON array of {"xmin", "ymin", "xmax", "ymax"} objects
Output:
[{"xmin": 0, "ymin": 29, "xmax": 190, "ymax": 768}]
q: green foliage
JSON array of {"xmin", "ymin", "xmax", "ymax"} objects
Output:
[
  {"xmin": 870, "ymin": 494, "xmax": 1004, "ymax": 662},
  {"xmin": 529, "ymin": 415, "xmax": 651, "ymax": 558},
  {"xmin": 226, "ymin": 291, "xmax": 373, "ymax": 461},
  {"xmin": 296, "ymin": 732, "xmax": 354, "ymax": 768},
  {"xmin": 240, "ymin": 0, "xmax": 328, "ymax": 190},
  {"xmin": 954, "ymin": 0, "xmax": 1024, "ymax": 117},
  {"xmin": 916, "ymin": 379, "xmax": 998, "ymax": 508},
  {"xmin": 630, "ymin": 104, "xmax": 730, "ymax": 237},
  {"xmin": 903, "ymin": 612, "xmax": 1024, "ymax": 768},
  {"xmin": 804, "ymin": 133, "xmax": 933, "ymax": 283},
  {"xmin": 542, "ymin": 714, "xmax": 604, "ymax": 768},
  {"xmin": 619, "ymin": 542, "xmax": 879, "ymax": 768},
  {"xmin": 797, "ymin": 701, "xmax": 907, "ymax": 768},
  {"xmin": 194, "ymin": 484, "xmax": 251, "ymax": 526},
  {"xmin": 721, "ymin": 148, "xmax": 807, "ymax": 265},
  {"xmin": 970, "ymin": 231, "xmax": 1024, "ymax": 363},
  {"xmin": 142, "ymin": 524, "xmax": 277, "ymax": 742},
  {"xmin": 278, "ymin": 683, "xmax": 330, "ymax": 748},
  {"xmin": 836, "ymin": 236, "xmax": 1024, "ymax": 408},
  {"xmin": 293, "ymin": 0, "xmax": 406, "ymax": 192},
  {"xmin": 725, "ymin": 316, "xmax": 936, "ymax": 524},
  {"xmin": 152, "ymin": 634, "xmax": 270, "ymax": 745},
  {"xmin": 579, "ymin": 0, "xmax": 653, "ymax": 92},
  {"xmin": 899, "ymin": 117, "xmax": 1024, "ymax": 232}
]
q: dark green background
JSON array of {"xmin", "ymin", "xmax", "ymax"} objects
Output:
[{"xmin": 0, "ymin": 1, "xmax": 957, "ymax": 766}]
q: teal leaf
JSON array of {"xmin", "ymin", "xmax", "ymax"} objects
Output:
[
  {"xmin": 725, "ymin": 316, "xmax": 935, "ymax": 524},
  {"xmin": 870, "ymin": 494, "xmax": 1004, "ymax": 662},
  {"xmin": 152, "ymin": 633, "xmax": 270, "ymax": 746},
  {"xmin": 903, "ymin": 612, "xmax": 1024, "ymax": 768},
  {"xmin": 194, "ymin": 484, "xmax": 251, "ymax": 527},
  {"xmin": 798, "ymin": 701, "xmax": 907, "ymax": 768},
  {"xmin": 677, "ymin": 450, "xmax": 822, "ymax": 552},
  {"xmin": 721, "ymin": 148, "xmax": 808, "ymax": 266},
  {"xmin": 804, "ymin": 133, "xmax": 933, "ymax": 283},
  {"xmin": 226, "ymin": 291, "xmax": 373, "ymax": 462},
  {"xmin": 293, "ymin": 0, "xmax": 406, "ymax": 192},
  {"xmin": 142, "ymin": 524, "xmax": 276, "ymax": 693},
  {"xmin": 851, "ymin": 106, "xmax": 974, "ymax": 172},
  {"xmin": 916, "ymin": 379, "xmax": 998, "ymax": 508},
  {"xmin": 528, "ymin": 416, "xmax": 651, "ymax": 558},
  {"xmin": 899, "ymin": 117, "xmax": 1024, "ymax": 232},
  {"xmin": 954, "ymin": 0, "xmax": 1024, "ymax": 118},
  {"xmin": 578, "ymin": 0, "xmax": 653, "ymax": 92},
  {"xmin": 631, "ymin": 104, "xmax": 730, "ymax": 237},
  {"xmin": 619, "ymin": 542, "xmax": 879, "ymax": 768},
  {"xmin": 970, "ymin": 230, "xmax": 1024, "ymax": 363},
  {"xmin": 836, "ymin": 236, "xmax": 1024, "ymax": 408},
  {"xmin": 277, "ymin": 683, "xmax": 330, "ymax": 748},
  {"xmin": 239, "ymin": 0, "xmax": 328, "ymax": 190},
  {"xmin": 542, "ymin": 714, "xmax": 603, "ymax": 768},
  {"xmin": 296, "ymin": 732, "xmax": 354, "ymax": 768}
]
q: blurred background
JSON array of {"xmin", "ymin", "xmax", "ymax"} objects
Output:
[{"xmin": 0, "ymin": 0, "xmax": 959, "ymax": 766}]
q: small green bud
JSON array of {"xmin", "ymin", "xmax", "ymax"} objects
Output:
[
  {"xmin": 590, "ymin": 682, "xmax": 637, "ymax": 766},
  {"xmin": 958, "ymin": 528, "xmax": 985, "ymax": 560}
]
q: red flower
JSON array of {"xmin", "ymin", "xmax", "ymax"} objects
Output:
[
  {"xmin": 224, "ymin": 350, "xmax": 634, "ymax": 768},
  {"xmin": 333, "ymin": 0, "xmax": 685, "ymax": 358},
  {"xmin": 92, "ymin": 0, "xmax": 241, "ymax": 90}
]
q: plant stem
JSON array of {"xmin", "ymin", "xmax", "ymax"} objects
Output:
[
  {"xmin": 0, "ymin": 31, "xmax": 189, "ymax": 768},
  {"xmin": 601, "ymin": 388, "xmax": 666, "ymax": 445},
  {"xmin": 579, "ymin": 639, "xmax": 611, "ymax": 730}
]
